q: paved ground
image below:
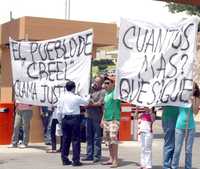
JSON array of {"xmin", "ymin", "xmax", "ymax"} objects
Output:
[{"xmin": 0, "ymin": 120, "xmax": 200, "ymax": 169}]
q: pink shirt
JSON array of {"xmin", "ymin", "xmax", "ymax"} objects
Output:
[
  {"xmin": 16, "ymin": 103, "xmax": 32, "ymax": 110},
  {"xmin": 138, "ymin": 112, "xmax": 153, "ymax": 133}
]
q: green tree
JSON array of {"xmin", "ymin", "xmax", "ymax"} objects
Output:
[
  {"xmin": 166, "ymin": 3, "xmax": 200, "ymax": 16},
  {"xmin": 92, "ymin": 59, "xmax": 115, "ymax": 74},
  {"xmin": 92, "ymin": 59, "xmax": 115, "ymax": 66},
  {"xmin": 98, "ymin": 64, "xmax": 107, "ymax": 71}
]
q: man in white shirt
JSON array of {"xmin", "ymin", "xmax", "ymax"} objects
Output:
[{"xmin": 57, "ymin": 80, "xmax": 89, "ymax": 166}]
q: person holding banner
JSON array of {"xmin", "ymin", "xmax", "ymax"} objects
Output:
[
  {"xmin": 101, "ymin": 76, "xmax": 121, "ymax": 168},
  {"xmin": 9, "ymin": 103, "xmax": 32, "ymax": 148},
  {"xmin": 57, "ymin": 80, "xmax": 90, "ymax": 166},
  {"xmin": 82, "ymin": 76, "xmax": 105, "ymax": 163},
  {"xmin": 171, "ymin": 83, "xmax": 200, "ymax": 169},
  {"xmin": 162, "ymin": 106, "xmax": 179, "ymax": 169}
]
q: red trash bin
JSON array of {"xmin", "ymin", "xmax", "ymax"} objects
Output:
[
  {"xmin": 119, "ymin": 103, "xmax": 132, "ymax": 141},
  {"xmin": 0, "ymin": 102, "xmax": 14, "ymax": 144}
]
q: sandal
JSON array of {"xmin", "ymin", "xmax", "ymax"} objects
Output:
[
  {"xmin": 46, "ymin": 149, "xmax": 58, "ymax": 153},
  {"xmin": 101, "ymin": 161, "xmax": 112, "ymax": 165},
  {"xmin": 110, "ymin": 162, "xmax": 119, "ymax": 168}
]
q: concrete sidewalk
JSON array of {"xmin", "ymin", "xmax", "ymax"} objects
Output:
[
  {"xmin": 0, "ymin": 120, "xmax": 200, "ymax": 169},
  {"xmin": 0, "ymin": 141, "xmax": 162, "ymax": 169}
]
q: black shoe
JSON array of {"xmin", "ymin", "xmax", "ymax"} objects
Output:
[
  {"xmin": 81, "ymin": 157, "xmax": 93, "ymax": 161},
  {"xmin": 72, "ymin": 162, "xmax": 82, "ymax": 166},
  {"xmin": 93, "ymin": 159, "xmax": 100, "ymax": 163},
  {"xmin": 62, "ymin": 160, "xmax": 72, "ymax": 165},
  {"xmin": 45, "ymin": 142, "xmax": 51, "ymax": 145}
]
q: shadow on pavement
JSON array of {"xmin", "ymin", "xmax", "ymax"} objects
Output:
[
  {"xmin": 27, "ymin": 145, "xmax": 47, "ymax": 151},
  {"xmin": 118, "ymin": 159, "xmax": 140, "ymax": 167},
  {"xmin": 153, "ymin": 166, "xmax": 199, "ymax": 169},
  {"xmin": 152, "ymin": 166, "xmax": 162, "ymax": 169},
  {"xmin": 0, "ymin": 161, "xmax": 5, "ymax": 164},
  {"xmin": 154, "ymin": 133, "xmax": 164, "ymax": 139},
  {"xmin": 154, "ymin": 132, "xmax": 200, "ymax": 139},
  {"xmin": 195, "ymin": 132, "xmax": 200, "ymax": 137}
]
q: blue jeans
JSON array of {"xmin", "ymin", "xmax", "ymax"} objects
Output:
[
  {"xmin": 171, "ymin": 128, "xmax": 195, "ymax": 169},
  {"xmin": 162, "ymin": 117, "xmax": 177, "ymax": 169},
  {"xmin": 86, "ymin": 118, "xmax": 102, "ymax": 160},
  {"xmin": 12, "ymin": 110, "xmax": 32, "ymax": 145}
]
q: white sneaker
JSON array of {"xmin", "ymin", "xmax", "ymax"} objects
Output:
[
  {"xmin": 18, "ymin": 140, "xmax": 23, "ymax": 144},
  {"xmin": 8, "ymin": 144, "xmax": 17, "ymax": 148},
  {"xmin": 18, "ymin": 144, "xmax": 27, "ymax": 148}
]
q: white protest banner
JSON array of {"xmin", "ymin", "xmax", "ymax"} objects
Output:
[
  {"xmin": 115, "ymin": 18, "xmax": 199, "ymax": 107},
  {"xmin": 10, "ymin": 29, "xmax": 93, "ymax": 106}
]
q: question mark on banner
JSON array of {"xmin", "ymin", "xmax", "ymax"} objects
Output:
[{"xmin": 181, "ymin": 54, "xmax": 188, "ymax": 74}]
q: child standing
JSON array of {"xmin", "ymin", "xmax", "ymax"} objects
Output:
[{"xmin": 137, "ymin": 107, "xmax": 156, "ymax": 169}]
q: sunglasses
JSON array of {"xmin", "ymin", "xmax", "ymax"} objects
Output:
[{"xmin": 104, "ymin": 82, "xmax": 110, "ymax": 85}]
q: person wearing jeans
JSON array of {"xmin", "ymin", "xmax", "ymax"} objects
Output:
[
  {"xmin": 82, "ymin": 76, "xmax": 105, "ymax": 163},
  {"xmin": 171, "ymin": 82, "xmax": 199, "ymax": 169},
  {"xmin": 171, "ymin": 124, "xmax": 195, "ymax": 169},
  {"xmin": 84, "ymin": 117, "xmax": 102, "ymax": 161},
  {"xmin": 162, "ymin": 106, "xmax": 179, "ymax": 169},
  {"xmin": 9, "ymin": 103, "xmax": 32, "ymax": 148}
]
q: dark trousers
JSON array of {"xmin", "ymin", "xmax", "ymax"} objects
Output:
[
  {"xmin": 51, "ymin": 119, "xmax": 62, "ymax": 150},
  {"xmin": 86, "ymin": 118, "xmax": 102, "ymax": 160},
  {"xmin": 41, "ymin": 113, "xmax": 52, "ymax": 144},
  {"xmin": 61, "ymin": 115, "xmax": 81, "ymax": 163}
]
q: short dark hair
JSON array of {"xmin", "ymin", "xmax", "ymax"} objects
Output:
[
  {"xmin": 65, "ymin": 80, "xmax": 76, "ymax": 91},
  {"xmin": 104, "ymin": 75, "xmax": 115, "ymax": 83},
  {"xmin": 193, "ymin": 83, "xmax": 200, "ymax": 97}
]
